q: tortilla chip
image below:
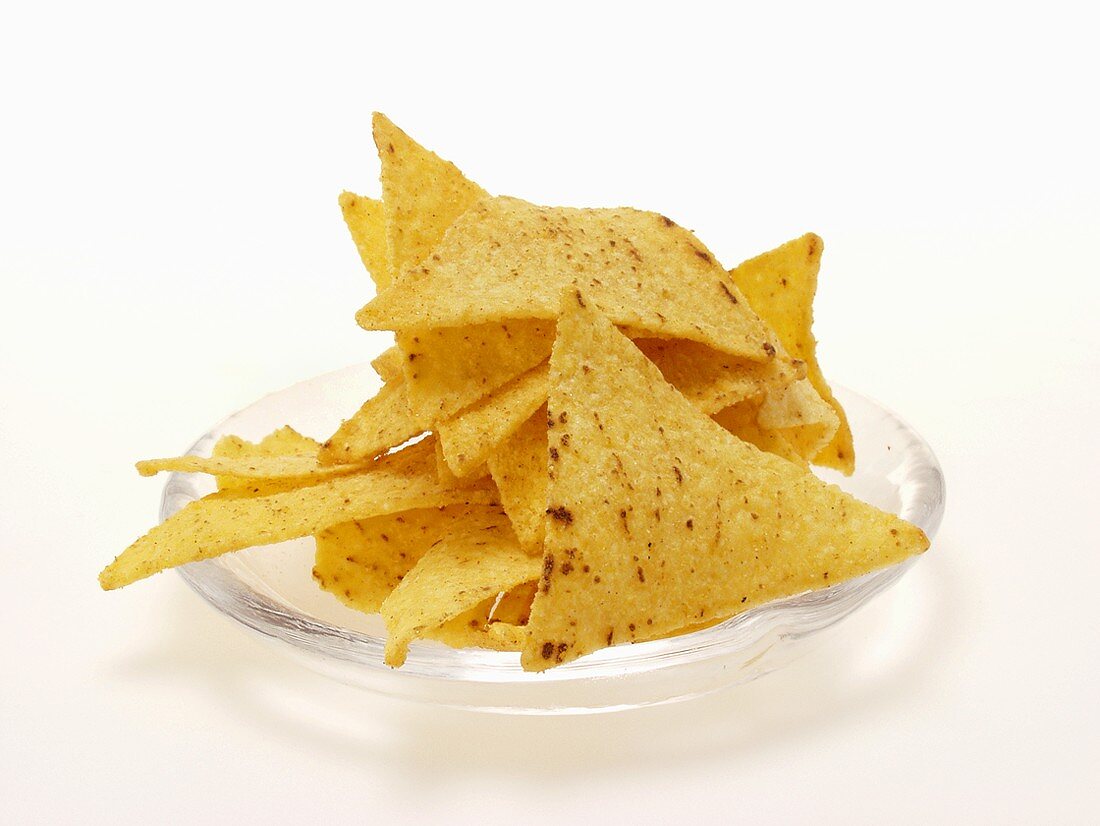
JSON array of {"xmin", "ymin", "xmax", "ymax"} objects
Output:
[
  {"xmin": 371, "ymin": 346, "xmax": 403, "ymax": 383},
  {"xmin": 380, "ymin": 509, "xmax": 541, "ymax": 666},
  {"xmin": 318, "ymin": 377, "xmax": 422, "ymax": 465},
  {"xmin": 366, "ymin": 117, "xmax": 553, "ymax": 426},
  {"xmin": 637, "ymin": 338, "xmax": 802, "ymax": 414},
  {"xmin": 757, "ymin": 377, "xmax": 840, "ymax": 460},
  {"xmin": 136, "ymin": 454, "xmax": 367, "ymax": 481},
  {"xmin": 398, "ymin": 319, "xmax": 554, "ymax": 426},
  {"xmin": 433, "ymin": 438, "xmax": 488, "ymax": 486},
  {"xmin": 520, "ymin": 297, "xmax": 928, "ymax": 670},
  {"xmin": 313, "ymin": 504, "xmax": 509, "ymax": 613},
  {"xmin": 428, "ymin": 596, "xmax": 529, "ymax": 652},
  {"xmin": 373, "ymin": 112, "xmax": 488, "ymax": 278},
  {"xmin": 486, "ymin": 405, "xmax": 548, "ymax": 552},
  {"xmin": 711, "ymin": 399, "xmax": 807, "ymax": 467},
  {"xmin": 208, "ymin": 428, "xmax": 330, "ymax": 495},
  {"xmin": 730, "ymin": 234, "xmax": 854, "ymax": 473},
  {"xmin": 338, "ymin": 192, "xmax": 390, "ymax": 287},
  {"xmin": 490, "ymin": 580, "xmax": 538, "ymax": 626},
  {"xmin": 438, "ymin": 361, "xmax": 549, "ymax": 477},
  {"xmin": 358, "ymin": 197, "xmax": 774, "ymax": 361},
  {"xmin": 99, "ymin": 437, "xmax": 498, "ymax": 590}
]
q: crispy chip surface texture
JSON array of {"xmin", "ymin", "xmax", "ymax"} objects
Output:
[
  {"xmin": 438, "ymin": 361, "xmax": 550, "ymax": 477},
  {"xmin": 100, "ymin": 438, "xmax": 498, "ymax": 590},
  {"xmin": 730, "ymin": 234, "xmax": 854, "ymax": 472},
  {"xmin": 521, "ymin": 298, "xmax": 927, "ymax": 670},
  {"xmin": 371, "ymin": 346, "xmax": 404, "ymax": 383},
  {"xmin": 487, "ymin": 404, "xmax": 550, "ymax": 552},
  {"xmin": 380, "ymin": 509, "xmax": 540, "ymax": 666},
  {"xmin": 338, "ymin": 192, "xmax": 390, "ymax": 287},
  {"xmin": 358, "ymin": 197, "xmax": 773, "ymax": 361},
  {"xmin": 398, "ymin": 320, "xmax": 553, "ymax": 426},
  {"xmin": 368, "ymin": 115, "xmax": 555, "ymax": 426},
  {"xmin": 318, "ymin": 378, "xmax": 422, "ymax": 465},
  {"xmin": 314, "ymin": 504, "xmax": 511, "ymax": 614},
  {"xmin": 373, "ymin": 112, "xmax": 488, "ymax": 277}
]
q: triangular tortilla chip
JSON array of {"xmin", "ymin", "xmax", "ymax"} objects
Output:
[
  {"xmin": 399, "ymin": 319, "xmax": 553, "ymax": 426},
  {"xmin": 730, "ymin": 234, "xmax": 854, "ymax": 473},
  {"xmin": 313, "ymin": 504, "xmax": 510, "ymax": 613},
  {"xmin": 99, "ymin": 437, "xmax": 498, "ymax": 590},
  {"xmin": 380, "ymin": 508, "xmax": 541, "ymax": 666},
  {"xmin": 437, "ymin": 361, "xmax": 549, "ymax": 477},
  {"xmin": 318, "ymin": 377, "xmax": 422, "ymax": 465},
  {"xmin": 373, "ymin": 112, "xmax": 488, "ymax": 277},
  {"xmin": 369, "ymin": 114, "xmax": 552, "ymax": 425},
  {"xmin": 486, "ymin": 405, "xmax": 549, "ymax": 552},
  {"xmin": 338, "ymin": 191, "xmax": 390, "ymax": 287},
  {"xmin": 521, "ymin": 298, "xmax": 928, "ymax": 670},
  {"xmin": 359, "ymin": 196, "xmax": 774, "ymax": 362}
]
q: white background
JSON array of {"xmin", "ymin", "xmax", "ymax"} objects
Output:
[{"xmin": 3, "ymin": 2, "xmax": 1098, "ymax": 823}]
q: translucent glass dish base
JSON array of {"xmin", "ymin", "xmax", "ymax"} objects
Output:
[{"xmin": 168, "ymin": 363, "xmax": 945, "ymax": 715}]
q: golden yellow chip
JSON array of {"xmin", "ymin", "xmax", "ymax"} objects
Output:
[
  {"xmin": 637, "ymin": 338, "xmax": 802, "ymax": 414},
  {"xmin": 380, "ymin": 509, "xmax": 541, "ymax": 666},
  {"xmin": 711, "ymin": 399, "xmax": 807, "ymax": 467},
  {"xmin": 136, "ymin": 454, "xmax": 367, "ymax": 481},
  {"xmin": 359, "ymin": 197, "xmax": 774, "ymax": 362},
  {"xmin": 370, "ymin": 345, "xmax": 403, "ymax": 383},
  {"xmin": 427, "ymin": 596, "xmax": 529, "ymax": 652},
  {"xmin": 313, "ymin": 504, "xmax": 509, "ymax": 613},
  {"xmin": 318, "ymin": 377, "xmax": 422, "ymax": 465},
  {"xmin": 490, "ymin": 580, "xmax": 538, "ymax": 626},
  {"xmin": 520, "ymin": 297, "xmax": 928, "ymax": 671},
  {"xmin": 757, "ymin": 377, "xmax": 840, "ymax": 460},
  {"xmin": 373, "ymin": 112, "xmax": 488, "ymax": 279},
  {"xmin": 486, "ymin": 405, "xmax": 548, "ymax": 552},
  {"xmin": 99, "ymin": 437, "xmax": 499, "ymax": 590},
  {"xmin": 338, "ymin": 191, "xmax": 390, "ymax": 287},
  {"xmin": 398, "ymin": 319, "xmax": 554, "ymax": 426},
  {"xmin": 208, "ymin": 427, "xmax": 322, "ymax": 493},
  {"xmin": 433, "ymin": 437, "xmax": 488, "ymax": 486},
  {"xmin": 366, "ymin": 115, "xmax": 555, "ymax": 427},
  {"xmin": 437, "ymin": 360, "xmax": 549, "ymax": 477},
  {"xmin": 730, "ymin": 234, "xmax": 854, "ymax": 473}
]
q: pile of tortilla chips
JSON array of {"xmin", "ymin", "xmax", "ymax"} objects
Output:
[{"xmin": 100, "ymin": 114, "xmax": 928, "ymax": 671}]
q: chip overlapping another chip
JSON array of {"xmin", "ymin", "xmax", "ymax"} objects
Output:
[
  {"xmin": 99, "ymin": 437, "xmax": 498, "ymax": 590},
  {"xmin": 520, "ymin": 297, "xmax": 928, "ymax": 670},
  {"xmin": 730, "ymin": 234, "xmax": 855, "ymax": 473},
  {"xmin": 318, "ymin": 377, "xmax": 422, "ymax": 466},
  {"xmin": 101, "ymin": 113, "xmax": 931, "ymax": 675},
  {"xmin": 359, "ymin": 196, "xmax": 775, "ymax": 362}
]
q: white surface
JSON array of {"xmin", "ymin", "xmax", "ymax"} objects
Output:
[{"xmin": 2, "ymin": 2, "xmax": 1098, "ymax": 823}]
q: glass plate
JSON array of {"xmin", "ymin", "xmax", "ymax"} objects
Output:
[{"xmin": 169, "ymin": 362, "xmax": 945, "ymax": 715}]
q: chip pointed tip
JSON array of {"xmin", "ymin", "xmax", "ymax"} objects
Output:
[
  {"xmin": 383, "ymin": 638, "xmax": 409, "ymax": 668},
  {"xmin": 372, "ymin": 111, "xmax": 407, "ymax": 154},
  {"xmin": 98, "ymin": 564, "xmax": 121, "ymax": 591},
  {"xmin": 354, "ymin": 301, "xmax": 380, "ymax": 331},
  {"xmin": 803, "ymin": 232, "xmax": 824, "ymax": 261}
]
